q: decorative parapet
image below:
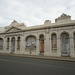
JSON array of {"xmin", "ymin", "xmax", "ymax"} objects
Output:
[
  {"xmin": 44, "ymin": 20, "xmax": 51, "ymax": 25},
  {"xmin": 0, "ymin": 27, "xmax": 4, "ymax": 32},
  {"xmin": 55, "ymin": 13, "xmax": 71, "ymax": 23},
  {"xmin": 5, "ymin": 20, "xmax": 26, "ymax": 30},
  {"xmin": 10, "ymin": 20, "xmax": 18, "ymax": 26}
]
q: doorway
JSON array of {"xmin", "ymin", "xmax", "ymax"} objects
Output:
[{"xmin": 40, "ymin": 35, "xmax": 44, "ymax": 54}]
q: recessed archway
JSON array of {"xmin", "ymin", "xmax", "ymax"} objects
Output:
[
  {"xmin": 26, "ymin": 35, "xmax": 36, "ymax": 53},
  {"xmin": 11, "ymin": 37, "xmax": 15, "ymax": 53},
  {"xmin": 39, "ymin": 35, "xmax": 44, "ymax": 54},
  {"xmin": 17, "ymin": 37, "xmax": 20, "ymax": 50},
  {"xmin": 7, "ymin": 37, "xmax": 9, "ymax": 49},
  {"xmin": 60, "ymin": 32, "xmax": 70, "ymax": 56}
]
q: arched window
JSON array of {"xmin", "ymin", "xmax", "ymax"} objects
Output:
[
  {"xmin": 7, "ymin": 38, "xmax": 9, "ymax": 49},
  {"xmin": 61, "ymin": 33, "xmax": 70, "ymax": 55},
  {"xmin": 51, "ymin": 33, "xmax": 57, "ymax": 50},
  {"xmin": 0, "ymin": 38, "xmax": 3, "ymax": 49},
  {"xmin": 74, "ymin": 33, "xmax": 75, "ymax": 49},
  {"xmin": 26, "ymin": 36, "xmax": 36, "ymax": 49},
  {"xmin": 17, "ymin": 37, "xmax": 20, "ymax": 50},
  {"xmin": 40, "ymin": 35, "xmax": 44, "ymax": 54},
  {"xmin": 11, "ymin": 37, "xmax": 15, "ymax": 52}
]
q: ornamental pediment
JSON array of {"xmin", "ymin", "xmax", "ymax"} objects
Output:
[{"xmin": 5, "ymin": 26, "xmax": 22, "ymax": 33}]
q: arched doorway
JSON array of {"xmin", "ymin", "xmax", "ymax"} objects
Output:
[
  {"xmin": 39, "ymin": 35, "xmax": 44, "ymax": 54},
  {"xmin": 11, "ymin": 37, "xmax": 15, "ymax": 53},
  {"xmin": 61, "ymin": 33, "xmax": 70, "ymax": 56}
]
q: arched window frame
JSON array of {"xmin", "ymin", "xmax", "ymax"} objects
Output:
[
  {"xmin": 17, "ymin": 37, "xmax": 20, "ymax": 50},
  {"xmin": 26, "ymin": 35, "xmax": 36, "ymax": 49},
  {"xmin": 11, "ymin": 37, "xmax": 15, "ymax": 52},
  {"xmin": 7, "ymin": 38, "xmax": 9, "ymax": 49},
  {"xmin": 51, "ymin": 33, "xmax": 57, "ymax": 50},
  {"xmin": 39, "ymin": 35, "xmax": 44, "ymax": 53}
]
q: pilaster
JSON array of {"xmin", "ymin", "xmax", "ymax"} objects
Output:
[
  {"xmin": 36, "ymin": 36, "xmax": 40, "ymax": 55},
  {"xmin": 57, "ymin": 37, "xmax": 61, "ymax": 56},
  {"xmin": 9, "ymin": 37, "xmax": 11, "ymax": 53},
  {"xmin": 25, "ymin": 37, "xmax": 26, "ymax": 52},
  {"xmin": 44, "ymin": 31, "xmax": 50, "ymax": 56},
  {"xmin": 3, "ymin": 37, "xmax": 7, "ymax": 53},
  {"xmin": 70, "ymin": 36, "xmax": 75, "ymax": 57},
  {"xmin": 20, "ymin": 36, "xmax": 25, "ymax": 54},
  {"xmin": 14, "ymin": 36, "xmax": 17, "ymax": 54},
  {"xmin": 49, "ymin": 37, "xmax": 52, "ymax": 56}
]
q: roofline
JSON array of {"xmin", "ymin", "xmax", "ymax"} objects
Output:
[
  {"xmin": 0, "ymin": 22, "xmax": 75, "ymax": 35},
  {"xmin": 22, "ymin": 22, "xmax": 75, "ymax": 31}
]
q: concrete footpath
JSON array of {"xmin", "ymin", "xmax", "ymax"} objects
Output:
[{"xmin": 0, "ymin": 53, "xmax": 75, "ymax": 62}]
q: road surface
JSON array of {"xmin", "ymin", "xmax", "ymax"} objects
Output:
[{"xmin": 0, "ymin": 55, "xmax": 75, "ymax": 75}]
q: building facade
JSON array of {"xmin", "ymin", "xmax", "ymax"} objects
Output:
[{"xmin": 0, "ymin": 13, "xmax": 75, "ymax": 57}]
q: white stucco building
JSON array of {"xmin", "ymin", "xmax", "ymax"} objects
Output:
[{"xmin": 0, "ymin": 13, "xmax": 75, "ymax": 57}]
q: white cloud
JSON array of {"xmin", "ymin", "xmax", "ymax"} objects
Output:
[{"xmin": 0, "ymin": 0, "xmax": 75, "ymax": 27}]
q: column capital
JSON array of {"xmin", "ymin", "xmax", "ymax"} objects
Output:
[
  {"xmin": 49, "ymin": 38, "xmax": 51, "ymax": 40},
  {"xmin": 57, "ymin": 38, "xmax": 60, "ymax": 39},
  {"xmin": 36, "ymin": 37, "xmax": 39, "ymax": 40},
  {"xmin": 15, "ymin": 36, "xmax": 17, "ymax": 41},
  {"xmin": 70, "ymin": 37, "xmax": 73, "ymax": 39},
  {"xmin": 9, "ymin": 37, "xmax": 12, "ymax": 42}
]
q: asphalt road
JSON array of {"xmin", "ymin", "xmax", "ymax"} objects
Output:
[{"xmin": 0, "ymin": 55, "xmax": 75, "ymax": 75}]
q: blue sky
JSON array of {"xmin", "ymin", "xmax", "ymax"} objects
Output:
[{"xmin": 0, "ymin": 0, "xmax": 75, "ymax": 27}]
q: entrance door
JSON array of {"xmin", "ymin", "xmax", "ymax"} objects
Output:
[
  {"xmin": 40, "ymin": 35, "xmax": 44, "ymax": 54},
  {"xmin": 61, "ymin": 33, "xmax": 70, "ymax": 56},
  {"xmin": 11, "ymin": 37, "xmax": 15, "ymax": 53}
]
